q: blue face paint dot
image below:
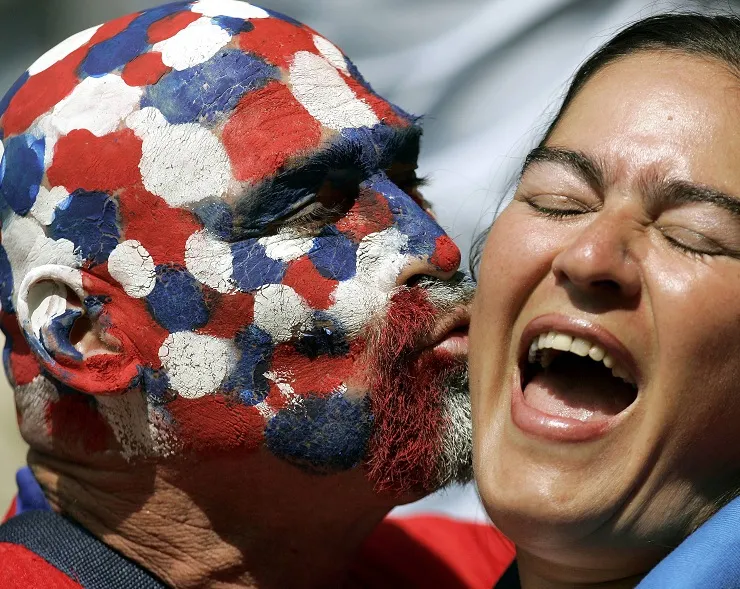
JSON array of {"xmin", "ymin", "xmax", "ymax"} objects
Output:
[
  {"xmin": 146, "ymin": 264, "xmax": 210, "ymax": 332},
  {"xmin": 212, "ymin": 15, "xmax": 254, "ymax": 35},
  {"xmin": 295, "ymin": 312, "xmax": 349, "ymax": 359},
  {"xmin": 308, "ymin": 235, "xmax": 357, "ymax": 281},
  {"xmin": 369, "ymin": 175, "xmax": 445, "ymax": 258},
  {"xmin": 0, "ymin": 134, "xmax": 45, "ymax": 216},
  {"xmin": 142, "ymin": 49, "xmax": 278, "ymax": 127},
  {"xmin": 0, "ymin": 72, "xmax": 29, "ymax": 119},
  {"xmin": 40, "ymin": 309, "xmax": 83, "ymax": 362},
  {"xmin": 83, "ymin": 295, "xmax": 111, "ymax": 318},
  {"xmin": 132, "ymin": 366, "xmax": 175, "ymax": 404},
  {"xmin": 231, "ymin": 240, "xmax": 286, "ymax": 292},
  {"xmin": 225, "ymin": 325, "xmax": 273, "ymax": 406},
  {"xmin": 263, "ymin": 8, "xmax": 305, "ymax": 27},
  {"xmin": 265, "ymin": 394, "xmax": 374, "ymax": 473},
  {"xmin": 193, "ymin": 200, "xmax": 234, "ymax": 240},
  {"xmin": 80, "ymin": 2, "xmax": 190, "ymax": 77},
  {"xmin": 50, "ymin": 190, "xmax": 120, "ymax": 265},
  {"xmin": 0, "ymin": 245, "xmax": 14, "ymax": 314}
]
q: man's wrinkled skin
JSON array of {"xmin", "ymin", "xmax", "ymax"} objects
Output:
[{"xmin": 0, "ymin": 1, "xmax": 473, "ymax": 586}]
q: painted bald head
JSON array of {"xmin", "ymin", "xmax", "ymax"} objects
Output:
[{"xmin": 0, "ymin": 0, "xmax": 473, "ymax": 495}]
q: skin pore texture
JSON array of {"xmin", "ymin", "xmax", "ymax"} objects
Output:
[
  {"xmin": 0, "ymin": 1, "xmax": 474, "ymax": 587},
  {"xmin": 471, "ymin": 51, "xmax": 740, "ymax": 588}
]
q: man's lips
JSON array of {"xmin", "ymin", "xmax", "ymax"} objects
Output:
[{"xmin": 418, "ymin": 309, "xmax": 470, "ymax": 357}]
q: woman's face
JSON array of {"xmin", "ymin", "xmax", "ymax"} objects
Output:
[{"xmin": 472, "ymin": 51, "xmax": 740, "ymax": 568}]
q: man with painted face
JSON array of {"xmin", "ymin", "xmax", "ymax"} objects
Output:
[{"xmin": 0, "ymin": 1, "xmax": 512, "ymax": 587}]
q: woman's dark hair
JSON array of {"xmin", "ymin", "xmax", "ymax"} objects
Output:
[{"xmin": 470, "ymin": 12, "xmax": 740, "ymax": 273}]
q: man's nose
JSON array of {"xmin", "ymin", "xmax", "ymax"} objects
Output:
[
  {"xmin": 395, "ymin": 234, "xmax": 461, "ymax": 287},
  {"xmin": 551, "ymin": 214, "xmax": 641, "ymax": 300}
]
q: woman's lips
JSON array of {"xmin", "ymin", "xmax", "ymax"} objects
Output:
[{"xmin": 511, "ymin": 367, "xmax": 617, "ymax": 442}]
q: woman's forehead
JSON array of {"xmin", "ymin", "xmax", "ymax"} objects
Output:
[{"xmin": 546, "ymin": 51, "xmax": 740, "ymax": 187}]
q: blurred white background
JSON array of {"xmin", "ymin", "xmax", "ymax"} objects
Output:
[{"xmin": 0, "ymin": 0, "xmax": 735, "ymax": 516}]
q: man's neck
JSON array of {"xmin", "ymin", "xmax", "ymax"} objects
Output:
[{"xmin": 29, "ymin": 449, "xmax": 396, "ymax": 589}]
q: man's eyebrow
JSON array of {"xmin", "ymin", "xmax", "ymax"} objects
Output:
[
  {"xmin": 522, "ymin": 146, "xmax": 605, "ymax": 191},
  {"xmin": 645, "ymin": 178, "xmax": 740, "ymax": 218},
  {"xmin": 379, "ymin": 125, "xmax": 423, "ymax": 167}
]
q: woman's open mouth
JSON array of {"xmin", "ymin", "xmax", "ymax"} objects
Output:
[{"xmin": 512, "ymin": 317, "xmax": 640, "ymax": 442}]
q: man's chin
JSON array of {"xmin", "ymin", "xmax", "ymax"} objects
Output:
[{"xmin": 364, "ymin": 355, "xmax": 473, "ymax": 497}]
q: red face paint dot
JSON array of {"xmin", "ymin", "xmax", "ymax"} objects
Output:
[
  {"xmin": 430, "ymin": 234, "xmax": 461, "ymax": 273},
  {"xmin": 223, "ymin": 81, "xmax": 322, "ymax": 183},
  {"xmin": 237, "ymin": 18, "xmax": 317, "ymax": 69},
  {"xmin": 47, "ymin": 394, "xmax": 114, "ymax": 454},
  {"xmin": 199, "ymin": 292, "xmax": 255, "ymax": 339},
  {"xmin": 48, "ymin": 129, "xmax": 143, "ymax": 193},
  {"xmin": 335, "ymin": 189, "xmax": 395, "ymax": 242},
  {"xmin": 122, "ymin": 52, "xmax": 171, "ymax": 87},
  {"xmin": 90, "ymin": 12, "xmax": 140, "ymax": 45},
  {"xmin": 282, "ymin": 257, "xmax": 337, "ymax": 310},
  {"xmin": 344, "ymin": 75, "xmax": 409, "ymax": 127},
  {"xmin": 117, "ymin": 186, "xmax": 202, "ymax": 266},
  {"xmin": 167, "ymin": 395, "xmax": 266, "ymax": 455},
  {"xmin": 147, "ymin": 10, "xmax": 200, "ymax": 43},
  {"xmin": 2, "ymin": 48, "xmax": 86, "ymax": 137}
]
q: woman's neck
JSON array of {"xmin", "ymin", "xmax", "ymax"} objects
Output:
[{"xmin": 515, "ymin": 548, "xmax": 655, "ymax": 589}]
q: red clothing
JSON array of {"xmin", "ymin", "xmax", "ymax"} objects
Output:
[
  {"xmin": 355, "ymin": 515, "xmax": 516, "ymax": 588},
  {"xmin": 0, "ymin": 542, "xmax": 83, "ymax": 588},
  {"xmin": 1, "ymin": 508, "xmax": 514, "ymax": 588}
]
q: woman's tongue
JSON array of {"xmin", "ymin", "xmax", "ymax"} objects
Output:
[{"xmin": 523, "ymin": 354, "xmax": 634, "ymax": 422}]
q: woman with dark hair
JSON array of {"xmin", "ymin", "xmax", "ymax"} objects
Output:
[{"xmin": 471, "ymin": 13, "xmax": 740, "ymax": 588}]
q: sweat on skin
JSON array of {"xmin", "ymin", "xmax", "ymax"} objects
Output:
[{"xmin": 0, "ymin": 0, "xmax": 474, "ymax": 504}]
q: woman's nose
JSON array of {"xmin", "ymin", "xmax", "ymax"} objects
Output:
[{"xmin": 551, "ymin": 215, "xmax": 641, "ymax": 300}]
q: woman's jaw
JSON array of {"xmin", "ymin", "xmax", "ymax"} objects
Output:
[{"xmin": 471, "ymin": 50, "xmax": 740, "ymax": 582}]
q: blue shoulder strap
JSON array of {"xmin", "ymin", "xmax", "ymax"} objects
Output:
[
  {"xmin": 638, "ymin": 495, "xmax": 740, "ymax": 588},
  {"xmin": 0, "ymin": 510, "xmax": 166, "ymax": 589}
]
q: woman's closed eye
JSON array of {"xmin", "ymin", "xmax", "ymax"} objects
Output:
[
  {"xmin": 656, "ymin": 205, "xmax": 740, "ymax": 260},
  {"xmin": 519, "ymin": 192, "xmax": 597, "ymax": 219}
]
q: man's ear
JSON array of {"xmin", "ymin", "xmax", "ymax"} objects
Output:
[{"xmin": 16, "ymin": 265, "xmax": 140, "ymax": 395}]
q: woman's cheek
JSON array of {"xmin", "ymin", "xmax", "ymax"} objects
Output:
[{"xmin": 480, "ymin": 207, "xmax": 562, "ymax": 313}]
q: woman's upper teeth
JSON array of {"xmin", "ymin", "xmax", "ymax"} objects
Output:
[{"xmin": 527, "ymin": 331, "xmax": 635, "ymax": 386}]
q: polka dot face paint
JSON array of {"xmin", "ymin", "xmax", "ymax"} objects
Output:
[{"xmin": 0, "ymin": 0, "xmax": 473, "ymax": 494}]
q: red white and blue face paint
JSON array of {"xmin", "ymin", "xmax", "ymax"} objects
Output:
[{"xmin": 0, "ymin": 0, "xmax": 472, "ymax": 494}]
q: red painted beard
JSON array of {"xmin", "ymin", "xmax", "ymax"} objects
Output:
[{"xmin": 363, "ymin": 285, "xmax": 468, "ymax": 496}]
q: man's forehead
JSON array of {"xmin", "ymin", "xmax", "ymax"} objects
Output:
[{"xmin": 0, "ymin": 0, "xmax": 414, "ymax": 193}]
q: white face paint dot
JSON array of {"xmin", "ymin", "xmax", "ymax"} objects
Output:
[
  {"xmin": 3, "ymin": 214, "xmax": 81, "ymax": 309},
  {"xmin": 127, "ymin": 107, "xmax": 232, "ymax": 207},
  {"xmin": 289, "ymin": 51, "xmax": 379, "ymax": 131},
  {"xmin": 312, "ymin": 35, "xmax": 350, "ymax": 75},
  {"xmin": 28, "ymin": 25, "xmax": 101, "ymax": 76},
  {"xmin": 153, "ymin": 17, "xmax": 232, "ymax": 71},
  {"xmin": 185, "ymin": 230, "xmax": 236, "ymax": 293},
  {"xmin": 107, "ymin": 240, "xmax": 157, "ymax": 298},
  {"xmin": 29, "ymin": 281, "xmax": 67, "ymax": 339},
  {"xmin": 258, "ymin": 232, "xmax": 315, "ymax": 263},
  {"xmin": 29, "ymin": 186, "xmax": 70, "ymax": 226},
  {"xmin": 327, "ymin": 227, "xmax": 409, "ymax": 336},
  {"xmin": 253, "ymin": 284, "xmax": 312, "ymax": 342},
  {"xmin": 47, "ymin": 74, "xmax": 143, "ymax": 137},
  {"xmin": 159, "ymin": 332, "xmax": 235, "ymax": 399},
  {"xmin": 191, "ymin": 0, "xmax": 269, "ymax": 19}
]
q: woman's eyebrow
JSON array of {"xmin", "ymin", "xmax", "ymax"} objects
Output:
[
  {"xmin": 644, "ymin": 178, "xmax": 740, "ymax": 218},
  {"xmin": 521, "ymin": 146, "xmax": 605, "ymax": 192}
]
